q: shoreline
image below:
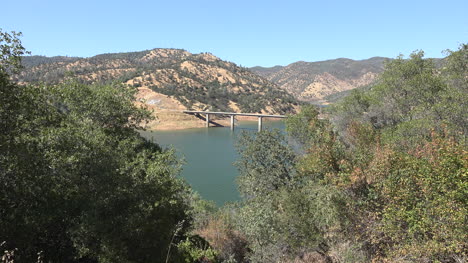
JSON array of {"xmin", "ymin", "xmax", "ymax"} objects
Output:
[{"xmin": 134, "ymin": 87, "xmax": 293, "ymax": 131}]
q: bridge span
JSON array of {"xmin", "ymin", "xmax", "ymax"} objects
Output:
[{"xmin": 183, "ymin": 110, "xmax": 287, "ymax": 131}]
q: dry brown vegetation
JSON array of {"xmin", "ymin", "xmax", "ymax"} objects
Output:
[
  {"xmin": 251, "ymin": 57, "xmax": 386, "ymax": 104},
  {"xmin": 17, "ymin": 48, "xmax": 299, "ymax": 125}
]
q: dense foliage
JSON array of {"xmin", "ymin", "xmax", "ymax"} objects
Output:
[
  {"xmin": 2, "ymin": 29, "xmax": 466, "ymax": 263},
  {"xmin": 1, "ymin": 30, "xmax": 197, "ymax": 263},
  {"xmin": 194, "ymin": 46, "xmax": 467, "ymax": 263},
  {"xmin": 325, "ymin": 47, "xmax": 467, "ymax": 262}
]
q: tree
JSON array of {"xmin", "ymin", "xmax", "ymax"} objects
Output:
[
  {"xmin": 330, "ymin": 49, "xmax": 465, "ymax": 150},
  {"xmin": 0, "ymin": 29, "xmax": 29, "ymax": 74},
  {"xmin": 233, "ymin": 128, "xmax": 352, "ymax": 262},
  {"xmin": 235, "ymin": 129, "xmax": 296, "ymax": 199},
  {"xmin": 1, "ymin": 31, "xmax": 192, "ymax": 263},
  {"xmin": 440, "ymin": 44, "xmax": 468, "ymax": 136},
  {"xmin": 326, "ymin": 47, "xmax": 468, "ymax": 261}
]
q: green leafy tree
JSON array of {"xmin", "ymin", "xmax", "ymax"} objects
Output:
[
  {"xmin": 235, "ymin": 129, "xmax": 296, "ymax": 198},
  {"xmin": 1, "ymin": 31, "xmax": 192, "ymax": 263},
  {"xmin": 440, "ymin": 44, "xmax": 468, "ymax": 136},
  {"xmin": 331, "ymin": 48, "xmax": 466, "ymax": 149},
  {"xmin": 234, "ymin": 128, "xmax": 352, "ymax": 262},
  {"xmin": 286, "ymin": 105, "xmax": 349, "ymax": 182},
  {"xmin": 234, "ymin": 130, "xmax": 297, "ymax": 262},
  {"xmin": 0, "ymin": 29, "xmax": 29, "ymax": 74}
]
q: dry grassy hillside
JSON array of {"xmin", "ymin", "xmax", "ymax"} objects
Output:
[
  {"xmin": 251, "ymin": 57, "xmax": 387, "ymax": 104},
  {"xmin": 18, "ymin": 49, "xmax": 299, "ymax": 113},
  {"xmin": 17, "ymin": 49, "xmax": 300, "ymax": 129}
]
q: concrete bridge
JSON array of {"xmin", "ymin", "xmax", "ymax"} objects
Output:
[{"xmin": 183, "ymin": 110, "xmax": 287, "ymax": 131}]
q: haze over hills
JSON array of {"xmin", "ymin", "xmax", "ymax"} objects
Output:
[{"xmin": 250, "ymin": 57, "xmax": 388, "ymax": 103}]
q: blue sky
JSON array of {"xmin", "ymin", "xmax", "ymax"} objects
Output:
[{"xmin": 2, "ymin": 0, "xmax": 467, "ymax": 67}]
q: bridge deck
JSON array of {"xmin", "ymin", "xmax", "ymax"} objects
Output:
[
  {"xmin": 183, "ymin": 110, "xmax": 287, "ymax": 131},
  {"xmin": 182, "ymin": 110, "xmax": 287, "ymax": 118}
]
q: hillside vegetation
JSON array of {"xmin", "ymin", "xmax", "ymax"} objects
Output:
[
  {"xmin": 197, "ymin": 46, "xmax": 467, "ymax": 263},
  {"xmin": 17, "ymin": 49, "xmax": 299, "ymax": 115},
  {"xmin": 1, "ymin": 31, "xmax": 194, "ymax": 262},
  {"xmin": 251, "ymin": 57, "xmax": 388, "ymax": 103},
  {"xmin": 2, "ymin": 29, "xmax": 466, "ymax": 263}
]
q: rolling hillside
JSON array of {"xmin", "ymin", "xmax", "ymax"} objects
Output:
[
  {"xmin": 17, "ymin": 49, "xmax": 299, "ymax": 115},
  {"xmin": 251, "ymin": 57, "xmax": 388, "ymax": 104}
]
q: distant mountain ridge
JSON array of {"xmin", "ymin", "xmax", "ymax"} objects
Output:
[
  {"xmin": 250, "ymin": 57, "xmax": 389, "ymax": 103},
  {"xmin": 17, "ymin": 49, "xmax": 299, "ymax": 115}
]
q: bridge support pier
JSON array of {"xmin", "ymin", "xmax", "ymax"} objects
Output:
[
  {"xmin": 183, "ymin": 110, "xmax": 286, "ymax": 132},
  {"xmin": 258, "ymin": 116, "xmax": 263, "ymax": 132}
]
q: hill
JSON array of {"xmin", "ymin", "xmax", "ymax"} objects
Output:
[
  {"xmin": 250, "ymin": 57, "xmax": 388, "ymax": 104},
  {"xmin": 16, "ymin": 49, "xmax": 299, "ymax": 129}
]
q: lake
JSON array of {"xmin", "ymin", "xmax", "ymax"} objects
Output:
[{"xmin": 140, "ymin": 120, "xmax": 285, "ymax": 205}]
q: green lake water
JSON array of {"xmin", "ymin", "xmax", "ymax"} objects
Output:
[{"xmin": 140, "ymin": 120, "xmax": 285, "ymax": 205}]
